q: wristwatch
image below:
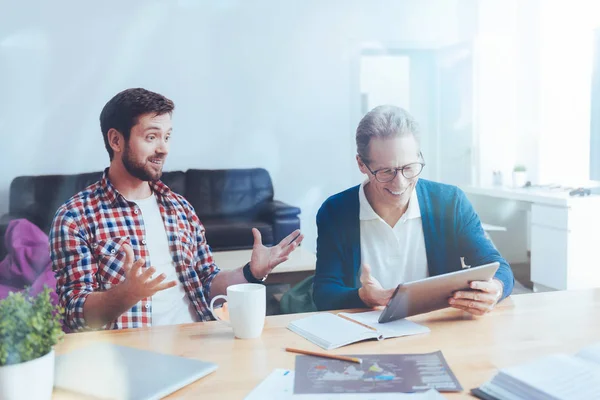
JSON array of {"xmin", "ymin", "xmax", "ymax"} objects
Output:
[{"xmin": 243, "ymin": 262, "xmax": 267, "ymax": 284}]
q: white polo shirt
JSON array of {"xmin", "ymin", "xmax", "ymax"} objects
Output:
[{"xmin": 359, "ymin": 182, "xmax": 429, "ymax": 289}]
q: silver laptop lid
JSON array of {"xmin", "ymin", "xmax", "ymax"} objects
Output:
[{"xmin": 55, "ymin": 343, "xmax": 218, "ymax": 400}]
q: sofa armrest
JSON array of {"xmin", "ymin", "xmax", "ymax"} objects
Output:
[
  {"xmin": 259, "ymin": 200, "xmax": 301, "ymax": 220},
  {"xmin": 0, "ymin": 213, "xmax": 14, "ymax": 230},
  {"xmin": 259, "ymin": 201, "xmax": 301, "ymax": 246}
]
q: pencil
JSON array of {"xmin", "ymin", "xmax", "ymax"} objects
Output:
[
  {"xmin": 337, "ymin": 313, "xmax": 378, "ymax": 332},
  {"xmin": 285, "ymin": 347, "xmax": 362, "ymax": 364}
]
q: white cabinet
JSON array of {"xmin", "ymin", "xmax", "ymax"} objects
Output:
[
  {"xmin": 463, "ymin": 186, "xmax": 600, "ymax": 292},
  {"xmin": 530, "ymin": 222, "xmax": 568, "ymax": 290},
  {"xmin": 531, "ymin": 202, "xmax": 600, "ymax": 290}
]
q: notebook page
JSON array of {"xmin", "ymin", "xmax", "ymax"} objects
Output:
[
  {"xmin": 337, "ymin": 310, "xmax": 430, "ymax": 339},
  {"xmin": 287, "ymin": 313, "xmax": 378, "ymax": 350}
]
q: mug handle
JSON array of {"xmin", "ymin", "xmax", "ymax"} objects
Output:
[{"xmin": 209, "ymin": 295, "xmax": 231, "ymax": 327}]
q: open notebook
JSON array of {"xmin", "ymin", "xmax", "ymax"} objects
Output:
[
  {"xmin": 472, "ymin": 342, "xmax": 600, "ymax": 400},
  {"xmin": 287, "ymin": 310, "xmax": 430, "ymax": 350}
]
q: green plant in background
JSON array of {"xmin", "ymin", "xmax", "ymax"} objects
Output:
[
  {"xmin": 513, "ymin": 164, "xmax": 527, "ymax": 172},
  {"xmin": 0, "ymin": 287, "xmax": 63, "ymax": 366}
]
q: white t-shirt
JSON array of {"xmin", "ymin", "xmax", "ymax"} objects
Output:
[
  {"xmin": 358, "ymin": 182, "xmax": 429, "ymax": 289},
  {"xmin": 134, "ymin": 194, "xmax": 197, "ymax": 326}
]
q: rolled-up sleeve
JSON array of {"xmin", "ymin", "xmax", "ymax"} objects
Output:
[
  {"xmin": 189, "ymin": 213, "xmax": 220, "ymax": 302},
  {"xmin": 49, "ymin": 207, "xmax": 96, "ymax": 331}
]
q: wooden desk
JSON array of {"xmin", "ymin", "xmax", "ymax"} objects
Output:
[
  {"xmin": 54, "ymin": 289, "xmax": 600, "ymax": 399},
  {"xmin": 212, "ymin": 247, "xmax": 316, "ymax": 285}
]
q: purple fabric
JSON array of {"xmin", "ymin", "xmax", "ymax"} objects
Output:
[
  {"xmin": 0, "ymin": 283, "xmax": 21, "ymax": 300},
  {"xmin": 0, "ymin": 219, "xmax": 57, "ymax": 305}
]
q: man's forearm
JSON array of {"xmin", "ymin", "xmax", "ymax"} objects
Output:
[
  {"xmin": 209, "ymin": 267, "xmax": 247, "ymax": 299},
  {"xmin": 82, "ymin": 283, "xmax": 139, "ymax": 329}
]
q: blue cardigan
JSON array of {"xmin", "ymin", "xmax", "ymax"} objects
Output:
[{"xmin": 313, "ymin": 179, "xmax": 514, "ymax": 311}]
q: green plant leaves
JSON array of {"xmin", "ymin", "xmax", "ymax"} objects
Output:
[{"xmin": 0, "ymin": 287, "xmax": 64, "ymax": 366}]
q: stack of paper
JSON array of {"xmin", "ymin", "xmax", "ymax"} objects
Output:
[{"xmin": 474, "ymin": 343, "xmax": 600, "ymax": 399}]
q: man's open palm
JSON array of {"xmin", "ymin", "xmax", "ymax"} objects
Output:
[
  {"xmin": 121, "ymin": 243, "xmax": 177, "ymax": 301},
  {"xmin": 249, "ymin": 228, "xmax": 304, "ymax": 280}
]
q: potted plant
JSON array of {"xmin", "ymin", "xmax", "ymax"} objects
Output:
[
  {"xmin": 0, "ymin": 287, "xmax": 63, "ymax": 400},
  {"xmin": 512, "ymin": 164, "xmax": 527, "ymax": 188}
]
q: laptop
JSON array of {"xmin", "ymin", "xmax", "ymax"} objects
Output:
[
  {"xmin": 55, "ymin": 343, "xmax": 218, "ymax": 399},
  {"xmin": 378, "ymin": 262, "xmax": 500, "ymax": 323}
]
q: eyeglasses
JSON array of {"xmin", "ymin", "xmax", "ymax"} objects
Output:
[{"xmin": 363, "ymin": 155, "xmax": 425, "ymax": 183}]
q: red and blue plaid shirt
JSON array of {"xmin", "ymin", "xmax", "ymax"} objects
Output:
[{"xmin": 50, "ymin": 169, "xmax": 220, "ymax": 331}]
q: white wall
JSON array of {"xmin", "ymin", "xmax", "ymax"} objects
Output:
[
  {"xmin": 475, "ymin": 0, "xmax": 600, "ymax": 187},
  {"xmin": 0, "ymin": 0, "xmax": 477, "ymax": 251},
  {"xmin": 537, "ymin": 1, "xmax": 599, "ymax": 185},
  {"xmin": 474, "ymin": 0, "xmax": 518, "ymax": 187},
  {"xmin": 360, "ymin": 55, "xmax": 411, "ymax": 111},
  {"xmin": 469, "ymin": 0, "xmax": 600, "ymax": 264}
]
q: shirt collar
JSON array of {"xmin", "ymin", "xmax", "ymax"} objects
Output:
[
  {"xmin": 359, "ymin": 181, "xmax": 379, "ymax": 220},
  {"xmin": 100, "ymin": 167, "xmax": 172, "ymax": 206},
  {"xmin": 359, "ymin": 180, "xmax": 421, "ymax": 221},
  {"xmin": 405, "ymin": 188, "xmax": 421, "ymax": 219}
]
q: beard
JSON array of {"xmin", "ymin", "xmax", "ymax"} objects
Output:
[{"xmin": 122, "ymin": 145, "xmax": 163, "ymax": 182}]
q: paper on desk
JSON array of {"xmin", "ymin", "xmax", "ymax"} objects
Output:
[
  {"xmin": 244, "ymin": 369, "xmax": 446, "ymax": 400},
  {"xmin": 577, "ymin": 342, "xmax": 600, "ymax": 365},
  {"xmin": 485, "ymin": 354, "xmax": 600, "ymax": 399}
]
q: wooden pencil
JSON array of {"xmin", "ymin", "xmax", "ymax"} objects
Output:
[{"xmin": 285, "ymin": 347, "xmax": 362, "ymax": 364}]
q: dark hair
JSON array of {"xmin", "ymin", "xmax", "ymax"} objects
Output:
[
  {"xmin": 356, "ymin": 105, "xmax": 420, "ymax": 162},
  {"xmin": 100, "ymin": 88, "xmax": 175, "ymax": 160}
]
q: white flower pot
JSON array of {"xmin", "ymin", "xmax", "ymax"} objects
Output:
[
  {"xmin": 512, "ymin": 171, "xmax": 527, "ymax": 188},
  {"xmin": 0, "ymin": 349, "xmax": 54, "ymax": 400}
]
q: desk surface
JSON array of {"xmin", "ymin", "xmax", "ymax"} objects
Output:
[
  {"xmin": 212, "ymin": 247, "xmax": 316, "ymax": 274},
  {"xmin": 54, "ymin": 289, "xmax": 600, "ymax": 399},
  {"xmin": 462, "ymin": 185, "xmax": 600, "ymax": 207}
]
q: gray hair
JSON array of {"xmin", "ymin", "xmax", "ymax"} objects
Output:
[{"xmin": 356, "ymin": 105, "xmax": 420, "ymax": 162}]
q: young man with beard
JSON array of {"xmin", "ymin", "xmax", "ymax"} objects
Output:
[{"xmin": 50, "ymin": 88, "xmax": 303, "ymax": 331}]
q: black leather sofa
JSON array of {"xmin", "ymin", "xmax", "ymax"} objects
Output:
[{"xmin": 0, "ymin": 168, "xmax": 300, "ymax": 258}]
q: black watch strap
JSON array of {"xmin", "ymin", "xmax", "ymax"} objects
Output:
[{"xmin": 243, "ymin": 262, "xmax": 265, "ymax": 284}]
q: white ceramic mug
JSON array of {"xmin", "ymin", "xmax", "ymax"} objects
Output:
[{"xmin": 209, "ymin": 283, "xmax": 266, "ymax": 339}]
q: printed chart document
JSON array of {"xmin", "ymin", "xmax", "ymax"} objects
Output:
[
  {"xmin": 244, "ymin": 369, "xmax": 446, "ymax": 400},
  {"xmin": 472, "ymin": 342, "xmax": 600, "ymax": 400},
  {"xmin": 294, "ymin": 351, "xmax": 462, "ymax": 394},
  {"xmin": 287, "ymin": 311, "xmax": 429, "ymax": 350}
]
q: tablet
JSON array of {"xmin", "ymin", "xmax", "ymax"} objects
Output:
[{"xmin": 378, "ymin": 262, "xmax": 500, "ymax": 323}]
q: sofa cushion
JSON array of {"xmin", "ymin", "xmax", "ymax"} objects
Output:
[
  {"xmin": 185, "ymin": 169, "xmax": 274, "ymax": 220},
  {"xmin": 202, "ymin": 219, "xmax": 274, "ymax": 251},
  {"xmin": 160, "ymin": 171, "xmax": 186, "ymax": 196},
  {"xmin": 8, "ymin": 171, "xmax": 186, "ymax": 235},
  {"xmin": 9, "ymin": 171, "xmax": 103, "ymax": 234}
]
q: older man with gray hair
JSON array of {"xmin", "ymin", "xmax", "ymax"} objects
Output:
[{"xmin": 313, "ymin": 105, "xmax": 513, "ymax": 315}]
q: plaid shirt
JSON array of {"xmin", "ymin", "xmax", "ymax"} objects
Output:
[{"xmin": 49, "ymin": 169, "xmax": 220, "ymax": 331}]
